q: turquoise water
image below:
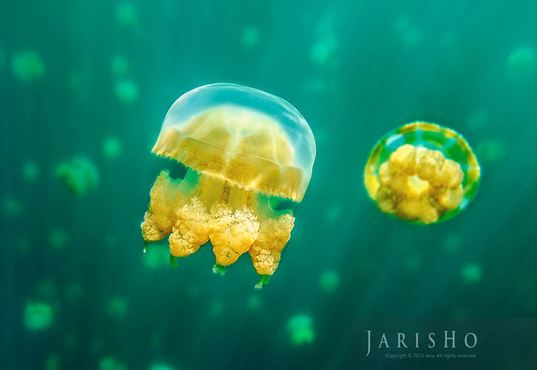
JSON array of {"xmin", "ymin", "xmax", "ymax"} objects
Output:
[{"xmin": 1, "ymin": 0, "xmax": 537, "ymax": 369}]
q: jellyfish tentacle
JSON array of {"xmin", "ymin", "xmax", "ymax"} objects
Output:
[
  {"xmin": 249, "ymin": 214, "xmax": 294, "ymax": 275},
  {"xmin": 169, "ymin": 197, "xmax": 211, "ymax": 257},
  {"xmin": 210, "ymin": 203, "xmax": 260, "ymax": 266},
  {"xmin": 141, "ymin": 171, "xmax": 182, "ymax": 241}
]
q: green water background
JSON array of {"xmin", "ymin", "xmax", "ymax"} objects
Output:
[{"xmin": 1, "ymin": 0, "xmax": 537, "ymax": 369}]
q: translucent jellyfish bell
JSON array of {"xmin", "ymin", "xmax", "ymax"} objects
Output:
[
  {"xmin": 142, "ymin": 83, "xmax": 316, "ymax": 282},
  {"xmin": 153, "ymin": 83, "xmax": 315, "ymax": 201},
  {"xmin": 364, "ymin": 121, "xmax": 480, "ymax": 224}
]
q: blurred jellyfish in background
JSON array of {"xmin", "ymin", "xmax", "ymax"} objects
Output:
[
  {"xmin": 99, "ymin": 356, "xmax": 126, "ymax": 370},
  {"xmin": 319, "ymin": 270, "xmax": 340, "ymax": 292},
  {"xmin": 44, "ymin": 353, "xmax": 60, "ymax": 370},
  {"xmin": 23, "ymin": 302, "xmax": 54, "ymax": 331},
  {"xmin": 461, "ymin": 262, "xmax": 482, "ymax": 285},
  {"xmin": 310, "ymin": 34, "xmax": 339, "ymax": 68},
  {"xmin": 22, "ymin": 159, "xmax": 40, "ymax": 182},
  {"xmin": 142, "ymin": 243, "xmax": 170, "ymax": 270},
  {"xmin": 246, "ymin": 295, "xmax": 263, "ymax": 312},
  {"xmin": 209, "ymin": 300, "xmax": 225, "ymax": 317},
  {"xmin": 102, "ymin": 136, "xmax": 123, "ymax": 159},
  {"xmin": 116, "ymin": 2, "xmax": 139, "ymax": 30},
  {"xmin": 507, "ymin": 45, "xmax": 536, "ymax": 81},
  {"xmin": 364, "ymin": 121, "xmax": 480, "ymax": 224},
  {"xmin": 11, "ymin": 50, "xmax": 45, "ymax": 83},
  {"xmin": 465, "ymin": 110, "xmax": 488, "ymax": 131},
  {"xmin": 2, "ymin": 196, "xmax": 23, "ymax": 219},
  {"xmin": 110, "ymin": 55, "xmax": 129, "ymax": 78},
  {"xmin": 309, "ymin": 15, "xmax": 339, "ymax": 68},
  {"xmin": 115, "ymin": 79, "xmax": 139, "ymax": 104},
  {"xmin": 394, "ymin": 15, "xmax": 423, "ymax": 48},
  {"xmin": 141, "ymin": 83, "xmax": 316, "ymax": 286},
  {"xmin": 240, "ymin": 26, "xmax": 261, "ymax": 51},
  {"xmin": 148, "ymin": 363, "xmax": 174, "ymax": 370},
  {"xmin": 56, "ymin": 157, "xmax": 99, "ymax": 196},
  {"xmin": 48, "ymin": 227, "xmax": 71, "ymax": 250},
  {"xmin": 287, "ymin": 314, "xmax": 314, "ymax": 345},
  {"xmin": 404, "ymin": 253, "xmax": 422, "ymax": 273},
  {"xmin": 106, "ymin": 296, "xmax": 129, "ymax": 319},
  {"xmin": 110, "ymin": 54, "xmax": 138, "ymax": 104},
  {"xmin": 475, "ymin": 138, "xmax": 507, "ymax": 164},
  {"xmin": 442, "ymin": 233, "xmax": 462, "ymax": 253}
]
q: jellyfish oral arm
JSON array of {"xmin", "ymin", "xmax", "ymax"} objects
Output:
[{"xmin": 141, "ymin": 169, "xmax": 295, "ymax": 275}]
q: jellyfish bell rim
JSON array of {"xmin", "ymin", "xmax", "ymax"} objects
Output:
[
  {"xmin": 363, "ymin": 121, "xmax": 481, "ymax": 225},
  {"xmin": 152, "ymin": 82, "xmax": 316, "ymax": 202}
]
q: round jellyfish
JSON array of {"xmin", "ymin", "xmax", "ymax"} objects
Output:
[
  {"xmin": 364, "ymin": 121, "xmax": 480, "ymax": 224},
  {"xmin": 148, "ymin": 363, "xmax": 174, "ymax": 370},
  {"xmin": 48, "ymin": 227, "xmax": 70, "ymax": 250},
  {"xmin": 99, "ymin": 356, "xmax": 126, "ymax": 370},
  {"xmin": 23, "ymin": 302, "xmax": 54, "ymax": 331},
  {"xmin": 142, "ymin": 243, "xmax": 170, "ymax": 270},
  {"xmin": 106, "ymin": 296, "xmax": 128, "ymax": 318},
  {"xmin": 102, "ymin": 136, "xmax": 123, "ymax": 159},
  {"xmin": 11, "ymin": 50, "xmax": 45, "ymax": 83},
  {"xmin": 56, "ymin": 157, "xmax": 99, "ymax": 196},
  {"xmin": 287, "ymin": 313, "xmax": 315, "ymax": 345},
  {"xmin": 22, "ymin": 159, "xmax": 40, "ymax": 182},
  {"xmin": 507, "ymin": 46, "xmax": 536, "ymax": 80},
  {"xmin": 461, "ymin": 262, "xmax": 482, "ymax": 284},
  {"xmin": 141, "ymin": 83, "xmax": 316, "ymax": 282},
  {"xmin": 115, "ymin": 79, "xmax": 139, "ymax": 104},
  {"xmin": 319, "ymin": 270, "xmax": 340, "ymax": 292}
]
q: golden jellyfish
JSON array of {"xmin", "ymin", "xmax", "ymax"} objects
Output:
[
  {"xmin": 141, "ymin": 83, "xmax": 316, "ymax": 286},
  {"xmin": 364, "ymin": 121, "xmax": 480, "ymax": 224}
]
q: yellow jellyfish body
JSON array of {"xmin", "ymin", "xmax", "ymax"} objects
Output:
[
  {"xmin": 142, "ymin": 83, "xmax": 316, "ymax": 279},
  {"xmin": 364, "ymin": 122, "xmax": 480, "ymax": 224}
]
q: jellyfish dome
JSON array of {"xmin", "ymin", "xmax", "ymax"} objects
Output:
[
  {"xmin": 152, "ymin": 83, "xmax": 315, "ymax": 201},
  {"xmin": 141, "ymin": 83, "xmax": 316, "ymax": 282},
  {"xmin": 364, "ymin": 121, "xmax": 480, "ymax": 224}
]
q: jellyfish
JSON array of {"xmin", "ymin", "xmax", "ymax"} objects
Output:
[
  {"xmin": 48, "ymin": 227, "xmax": 70, "ymax": 250},
  {"xmin": 106, "ymin": 296, "xmax": 128, "ymax": 318},
  {"xmin": 141, "ymin": 83, "xmax": 316, "ymax": 284},
  {"xmin": 507, "ymin": 46, "xmax": 536, "ymax": 80},
  {"xmin": 102, "ymin": 136, "xmax": 123, "ymax": 159},
  {"xmin": 319, "ymin": 270, "xmax": 340, "ymax": 292},
  {"xmin": 240, "ymin": 26, "xmax": 261, "ymax": 51},
  {"xmin": 99, "ymin": 356, "xmax": 126, "ymax": 370},
  {"xmin": 22, "ymin": 159, "xmax": 40, "ymax": 182},
  {"xmin": 364, "ymin": 121, "xmax": 480, "ymax": 224},
  {"xmin": 110, "ymin": 55, "xmax": 129, "ymax": 77},
  {"xmin": 2, "ymin": 196, "xmax": 23, "ymax": 219},
  {"xmin": 11, "ymin": 50, "xmax": 45, "ymax": 83},
  {"xmin": 23, "ymin": 302, "xmax": 54, "ymax": 331},
  {"xmin": 115, "ymin": 79, "xmax": 139, "ymax": 104},
  {"xmin": 148, "ymin": 363, "xmax": 174, "ymax": 370},
  {"xmin": 116, "ymin": 2, "xmax": 138, "ymax": 30},
  {"xmin": 142, "ymin": 243, "xmax": 170, "ymax": 270},
  {"xmin": 287, "ymin": 313, "xmax": 315, "ymax": 345},
  {"xmin": 461, "ymin": 262, "xmax": 482, "ymax": 284},
  {"xmin": 56, "ymin": 157, "xmax": 99, "ymax": 196},
  {"xmin": 44, "ymin": 353, "xmax": 60, "ymax": 370}
]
